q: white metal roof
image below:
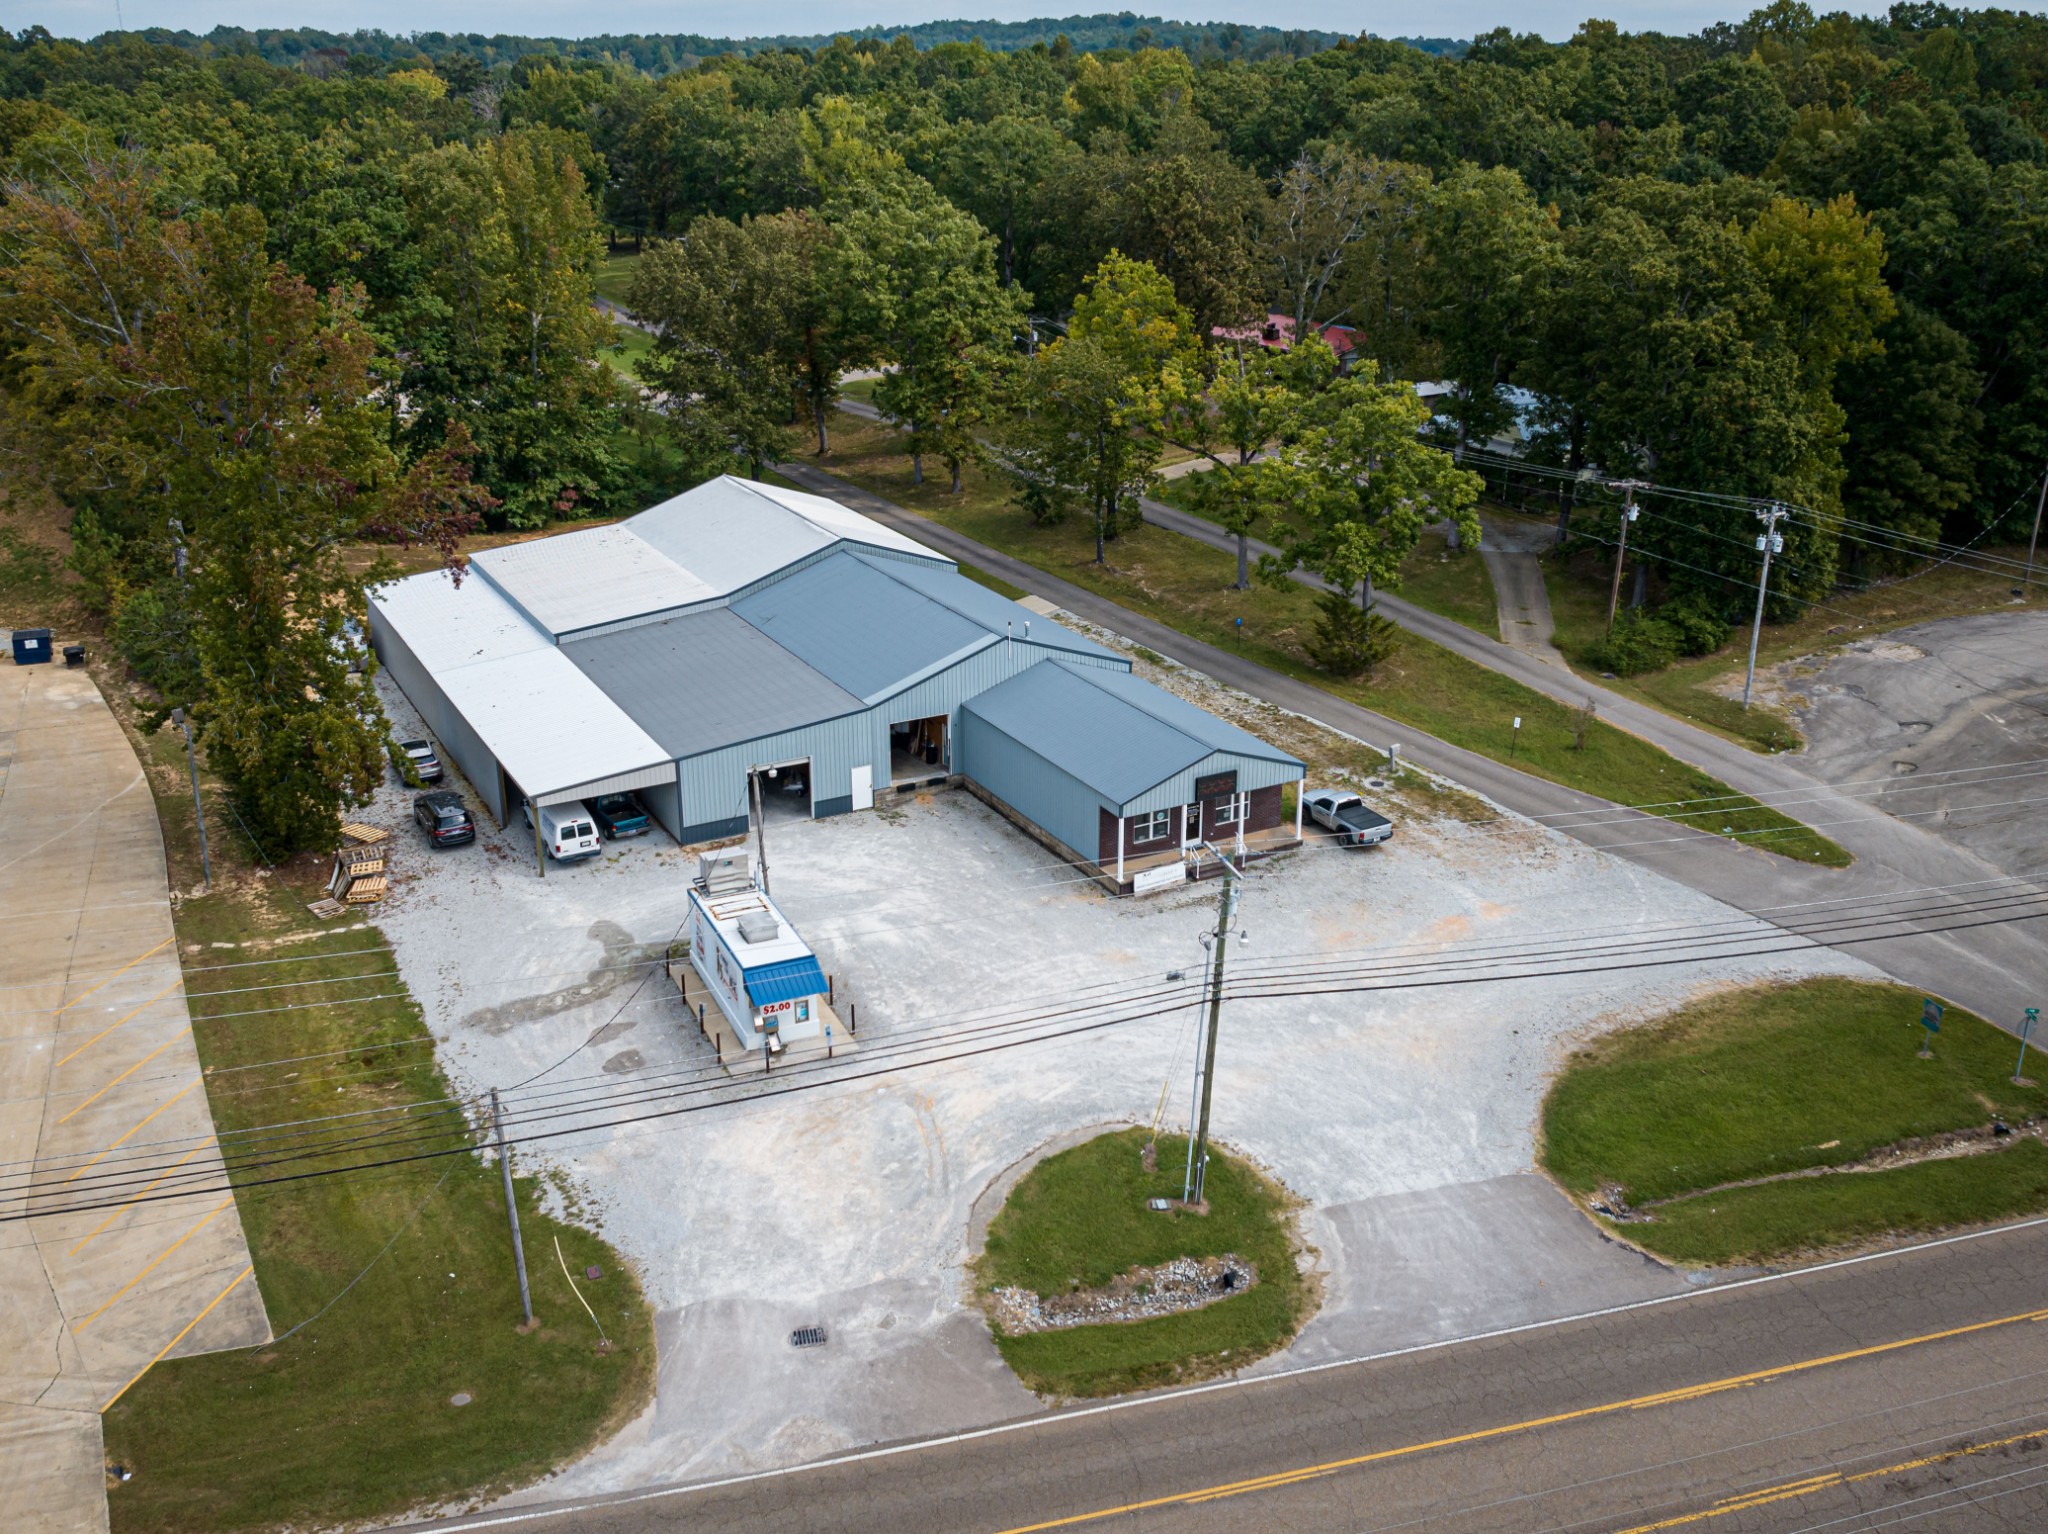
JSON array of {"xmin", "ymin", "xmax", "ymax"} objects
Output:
[
  {"xmin": 432, "ymin": 648, "xmax": 674, "ymax": 804},
  {"xmin": 367, "ymin": 567, "xmax": 552, "ymax": 673},
  {"xmin": 369, "ymin": 569, "xmax": 674, "ymax": 805},
  {"xmin": 626, "ymin": 475, "xmax": 943, "ymax": 595},
  {"xmin": 468, "ymin": 524, "xmax": 718, "ymax": 638},
  {"xmin": 689, "ymin": 883, "xmax": 815, "ymax": 967}
]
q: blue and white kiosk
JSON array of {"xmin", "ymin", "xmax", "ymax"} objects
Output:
[{"xmin": 685, "ymin": 852, "xmax": 830, "ymax": 1055}]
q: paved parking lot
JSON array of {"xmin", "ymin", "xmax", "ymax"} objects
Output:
[
  {"xmin": 367, "ymin": 638, "xmax": 1867, "ymax": 1498},
  {"xmin": 0, "ymin": 660, "xmax": 268, "ymax": 1534}
]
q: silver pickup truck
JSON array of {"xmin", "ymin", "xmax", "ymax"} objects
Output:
[{"xmin": 1303, "ymin": 787, "xmax": 1394, "ymax": 848}]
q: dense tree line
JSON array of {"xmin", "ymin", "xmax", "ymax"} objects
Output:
[{"xmin": 0, "ymin": 7, "xmax": 2043, "ymax": 846}]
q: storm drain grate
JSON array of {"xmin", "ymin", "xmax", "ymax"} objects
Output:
[{"xmin": 789, "ymin": 1325, "xmax": 828, "ymax": 1349}]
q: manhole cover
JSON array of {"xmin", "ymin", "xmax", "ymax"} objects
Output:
[
  {"xmin": 789, "ymin": 1326, "xmax": 828, "ymax": 1349},
  {"xmin": 449, "ymin": 1392, "xmax": 472, "ymax": 1407}
]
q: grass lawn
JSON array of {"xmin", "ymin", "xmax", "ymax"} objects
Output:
[
  {"xmin": 813, "ymin": 412, "xmax": 1848, "ymax": 866},
  {"xmin": 594, "ymin": 248, "xmax": 641, "ymax": 308},
  {"xmin": 1540, "ymin": 532, "xmax": 2039, "ymax": 755},
  {"xmin": 604, "ymin": 321, "xmax": 655, "ymax": 383},
  {"xmin": 1542, "ymin": 977, "xmax": 2048, "ymax": 1265},
  {"xmin": 98, "ymin": 689, "xmax": 654, "ymax": 1532},
  {"xmin": 977, "ymin": 1129, "xmax": 1309, "ymax": 1398}
]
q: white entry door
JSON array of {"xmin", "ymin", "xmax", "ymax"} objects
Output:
[
  {"xmin": 850, "ymin": 763, "xmax": 875, "ymax": 811},
  {"xmin": 1181, "ymin": 801, "xmax": 1202, "ymax": 848}
]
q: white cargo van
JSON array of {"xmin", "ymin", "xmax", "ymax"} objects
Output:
[{"xmin": 522, "ymin": 800, "xmax": 601, "ymax": 862}]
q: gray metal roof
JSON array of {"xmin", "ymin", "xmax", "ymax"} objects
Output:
[
  {"xmin": 562, "ymin": 608, "xmax": 863, "ymax": 758},
  {"xmin": 961, "ymin": 660, "xmax": 1303, "ymax": 805},
  {"xmin": 850, "ymin": 554, "xmax": 1120, "ymax": 665},
  {"xmin": 733, "ymin": 551, "xmax": 994, "ymax": 703},
  {"xmin": 626, "ymin": 476, "xmax": 943, "ymax": 596}
]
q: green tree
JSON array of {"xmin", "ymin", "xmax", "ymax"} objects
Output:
[
  {"xmin": 629, "ymin": 212, "xmax": 811, "ymax": 477},
  {"xmin": 0, "ymin": 149, "xmax": 487, "ymax": 851},
  {"xmin": 1267, "ymin": 372, "xmax": 1482, "ymax": 674},
  {"xmin": 1003, "ymin": 254, "xmax": 1197, "ymax": 562},
  {"xmin": 402, "ymin": 129, "xmax": 623, "ymax": 527},
  {"xmin": 829, "ymin": 179, "xmax": 1023, "ymax": 490}
]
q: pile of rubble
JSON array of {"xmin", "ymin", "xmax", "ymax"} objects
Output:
[{"xmin": 990, "ymin": 1254, "xmax": 1258, "ymax": 1335}]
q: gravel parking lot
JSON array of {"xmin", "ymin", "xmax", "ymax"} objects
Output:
[{"xmin": 364, "ymin": 636, "xmax": 1870, "ymax": 1496}]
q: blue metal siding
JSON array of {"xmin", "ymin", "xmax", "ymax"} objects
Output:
[
  {"xmin": 956, "ymin": 707, "xmax": 1109, "ymax": 859},
  {"xmin": 369, "ymin": 606, "xmax": 507, "ymax": 824},
  {"xmin": 674, "ymin": 711, "xmax": 885, "ymax": 831}
]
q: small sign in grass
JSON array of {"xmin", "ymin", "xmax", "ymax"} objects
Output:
[
  {"xmin": 1543, "ymin": 978, "xmax": 2048, "ymax": 1266},
  {"xmin": 975, "ymin": 1128, "xmax": 1312, "ymax": 1398}
]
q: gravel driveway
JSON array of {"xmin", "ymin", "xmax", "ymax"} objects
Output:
[{"xmin": 361, "ymin": 635, "xmax": 1867, "ymax": 1496}]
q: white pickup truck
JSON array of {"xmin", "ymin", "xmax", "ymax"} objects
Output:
[{"xmin": 1302, "ymin": 787, "xmax": 1394, "ymax": 848}]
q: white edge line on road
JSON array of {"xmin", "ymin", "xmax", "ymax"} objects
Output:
[{"xmin": 410, "ymin": 1211, "xmax": 2048, "ymax": 1531}]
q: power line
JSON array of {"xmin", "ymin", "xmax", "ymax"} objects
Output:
[{"xmin": 13, "ymin": 885, "xmax": 2042, "ymax": 1222}]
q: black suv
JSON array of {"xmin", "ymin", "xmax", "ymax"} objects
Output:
[{"xmin": 414, "ymin": 791, "xmax": 475, "ymax": 847}]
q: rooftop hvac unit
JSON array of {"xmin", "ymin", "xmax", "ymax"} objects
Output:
[
  {"xmin": 699, "ymin": 850, "xmax": 754, "ymax": 894},
  {"xmin": 736, "ymin": 911, "xmax": 780, "ymax": 945}
]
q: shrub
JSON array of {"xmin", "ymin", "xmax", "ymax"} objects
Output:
[
  {"xmin": 1661, "ymin": 592, "xmax": 1733, "ymax": 656},
  {"xmin": 1587, "ymin": 608, "xmax": 1678, "ymax": 675},
  {"xmin": 1307, "ymin": 589, "xmax": 1402, "ymax": 676}
]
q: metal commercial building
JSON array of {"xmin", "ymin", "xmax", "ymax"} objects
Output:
[
  {"xmin": 959, "ymin": 661, "xmax": 1304, "ymax": 894},
  {"xmin": 369, "ymin": 475, "xmax": 1302, "ymax": 889}
]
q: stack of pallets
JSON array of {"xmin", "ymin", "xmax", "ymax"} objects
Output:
[{"xmin": 323, "ymin": 823, "xmax": 392, "ymax": 909}]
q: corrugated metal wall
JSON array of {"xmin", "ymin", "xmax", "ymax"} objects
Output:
[
  {"xmin": 368, "ymin": 606, "xmax": 507, "ymax": 824},
  {"xmin": 675, "ymin": 711, "xmax": 881, "ymax": 834},
  {"xmin": 1119, "ymin": 749, "xmax": 1302, "ymax": 817},
  {"xmin": 956, "ymin": 707, "xmax": 1109, "ymax": 858},
  {"xmin": 870, "ymin": 643, "xmax": 1127, "ymax": 774}
]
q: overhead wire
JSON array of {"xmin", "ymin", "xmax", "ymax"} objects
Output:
[{"xmin": 12, "ymin": 882, "xmax": 2043, "ymax": 1222}]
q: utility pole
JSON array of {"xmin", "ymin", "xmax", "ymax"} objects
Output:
[
  {"xmin": 170, "ymin": 708, "xmax": 211, "ymax": 890},
  {"xmin": 2024, "ymin": 464, "xmax": 2046, "ymax": 596},
  {"xmin": 1742, "ymin": 503, "xmax": 1789, "ymax": 711},
  {"xmin": 1185, "ymin": 845, "xmax": 1241, "ymax": 1207},
  {"xmin": 1604, "ymin": 482, "xmax": 1643, "ymax": 635},
  {"xmin": 490, "ymin": 1089, "xmax": 534, "ymax": 1327},
  {"xmin": 750, "ymin": 771, "xmax": 770, "ymax": 894}
]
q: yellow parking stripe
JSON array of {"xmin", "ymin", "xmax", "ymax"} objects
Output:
[
  {"xmin": 60, "ymin": 1079, "xmax": 200, "ymax": 1184},
  {"xmin": 57, "ymin": 1028, "xmax": 191, "ymax": 1124},
  {"xmin": 53, "ymin": 938, "xmax": 173, "ymax": 1016},
  {"xmin": 1613, "ymin": 1427, "xmax": 2047, "ymax": 1532},
  {"xmin": 73, "ymin": 1196, "xmax": 234, "ymax": 1331},
  {"xmin": 101, "ymin": 1264, "xmax": 253, "ymax": 1414},
  {"xmin": 66, "ymin": 1140, "xmax": 217, "ymax": 1257},
  {"xmin": 988, "ymin": 1305, "xmax": 2048, "ymax": 1534},
  {"xmin": 55, "ymin": 977, "xmax": 184, "ymax": 1068}
]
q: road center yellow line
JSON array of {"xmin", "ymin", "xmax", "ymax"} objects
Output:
[
  {"xmin": 55, "ymin": 977, "xmax": 185, "ymax": 1069},
  {"xmin": 53, "ymin": 938, "xmax": 173, "ymax": 1016},
  {"xmin": 987, "ymin": 1305, "xmax": 2048, "ymax": 1534},
  {"xmin": 100, "ymin": 1263, "xmax": 254, "ymax": 1414},
  {"xmin": 1612, "ymin": 1426, "xmax": 2048, "ymax": 1532},
  {"xmin": 57, "ymin": 1027, "xmax": 192, "ymax": 1124},
  {"xmin": 73, "ymin": 1196, "xmax": 234, "ymax": 1331}
]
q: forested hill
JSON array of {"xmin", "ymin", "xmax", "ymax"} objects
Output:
[{"xmin": 46, "ymin": 17, "xmax": 1468, "ymax": 73}]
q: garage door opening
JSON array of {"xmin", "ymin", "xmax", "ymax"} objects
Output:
[
  {"xmin": 750, "ymin": 761, "xmax": 813, "ymax": 825},
  {"xmin": 890, "ymin": 715, "xmax": 948, "ymax": 788}
]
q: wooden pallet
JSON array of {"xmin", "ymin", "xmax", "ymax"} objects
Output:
[
  {"xmin": 306, "ymin": 898, "xmax": 347, "ymax": 919},
  {"xmin": 339, "ymin": 822, "xmax": 390, "ymax": 847},
  {"xmin": 340, "ymin": 875, "xmax": 388, "ymax": 904}
]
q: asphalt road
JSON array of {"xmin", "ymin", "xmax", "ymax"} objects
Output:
[
  {"xmin": 770, "ymin": 460, "xmax": 2046, "ymax": 1029},
  {"xmin": 415, "ymin": 1217, "xmax": 2048, "ymax": 1534}
]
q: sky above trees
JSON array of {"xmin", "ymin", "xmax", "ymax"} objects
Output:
[{"xmin": 32, "ymin": 3, "xmax": 1803, "ymax": 47}]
